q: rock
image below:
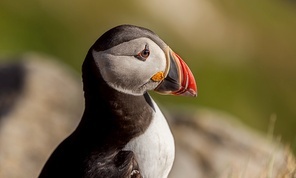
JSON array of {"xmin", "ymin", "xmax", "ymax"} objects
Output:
[
  {"xmin": 168, "ymin": 107, "xmax": 296, "ymax": 178},
  {"xmin": 0, "ymin": 53, "xmax": 83, "ymax": 178}
]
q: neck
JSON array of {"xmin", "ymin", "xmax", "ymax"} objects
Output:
[{"xmin": 76, "ymin": 52, "xmax": 155, "ymax": 149}]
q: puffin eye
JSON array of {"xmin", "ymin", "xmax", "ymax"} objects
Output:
[{"xmin": 135, "ymin": 44, "xmax": 150, "ymax": 61}]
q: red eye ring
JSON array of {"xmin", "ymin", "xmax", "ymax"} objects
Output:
[
  {"xmin": 139, "ymin": 48, "xmax": 150, "ymax": 58},
  {"xmin": 135, "ymin": 44, "xmax": 150, "ymax": 61}
]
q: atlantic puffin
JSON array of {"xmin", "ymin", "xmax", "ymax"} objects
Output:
[{"xmin": 38, "ymin": 24, "xmax": 197, "ymax": 178}]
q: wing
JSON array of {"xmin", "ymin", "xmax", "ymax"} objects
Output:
[
  {"xmin": 84, "ymin": 150, "xmax": 143, "ymax": 178},
  {"xmin": 114, "ymin": 150, "xmax": 143, "ymax": 178}
]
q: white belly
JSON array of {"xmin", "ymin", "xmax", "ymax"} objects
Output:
[{"xmin": 123, "ymin": 101, "xmax": 175, "ymax": 178}]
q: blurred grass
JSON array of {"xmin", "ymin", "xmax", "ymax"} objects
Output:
[{"xmin": 0, "ymin": 0, "xmax": 295, "ymax": 154}]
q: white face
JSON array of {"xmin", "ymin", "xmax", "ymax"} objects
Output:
[{"xmin": 92, "ymin": 37, "xmax": 167, "ymax": 96}]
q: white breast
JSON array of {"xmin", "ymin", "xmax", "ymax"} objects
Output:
[{"xmin": 123, "ymin": 100, "xmax": 175, "ymax": 178}]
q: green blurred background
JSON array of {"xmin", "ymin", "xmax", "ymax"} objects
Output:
[{"xmin": 0, "ymin": 0, "xmax": 295, "ymax": 153}]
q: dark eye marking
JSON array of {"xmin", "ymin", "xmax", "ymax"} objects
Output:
[{"xmin": 135, "ymin": 44, "xmax": 150, "ymax": 61}]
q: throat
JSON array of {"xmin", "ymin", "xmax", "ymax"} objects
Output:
[{"xmin": 82, "ymin": 93, "xmax": 155, "ymax": 151}]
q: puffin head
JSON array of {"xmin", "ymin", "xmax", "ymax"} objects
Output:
[{"xmin": 84, "ymin": 24, "xmax": 197, "ymax": 97}]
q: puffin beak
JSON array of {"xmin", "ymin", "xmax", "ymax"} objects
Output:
[{"xmin": 154, "ymin": 48, "xmax": 197, "ymax": 97}]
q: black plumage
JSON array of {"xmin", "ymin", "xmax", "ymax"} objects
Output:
[
  {"xmin": 39, "ymin": 24, "xmax": 197, "ymax": 178},
  {"xmin": 39, "ymin": 25, "xmax": 158, "ymax": 178}
]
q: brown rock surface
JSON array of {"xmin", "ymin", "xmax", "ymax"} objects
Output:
[{"xmin": 167, "ymin": 108, "xmax": 296, "ymax": 178}]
